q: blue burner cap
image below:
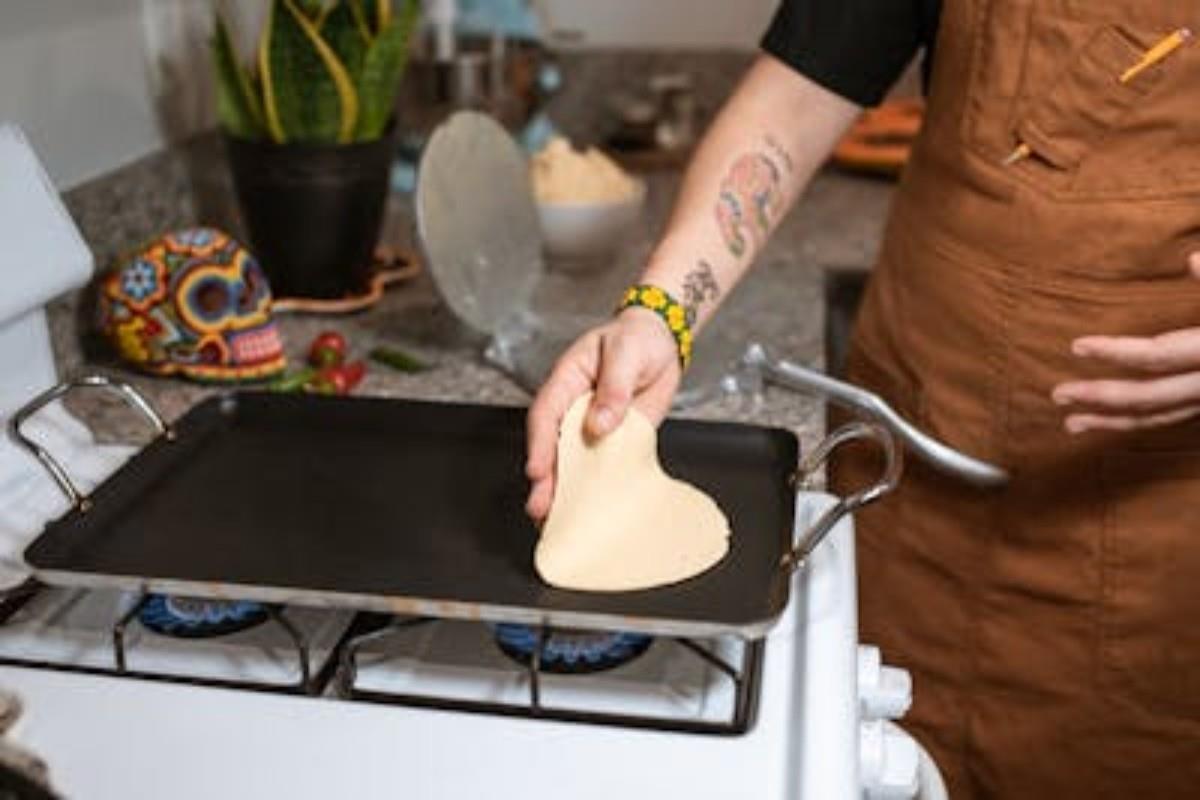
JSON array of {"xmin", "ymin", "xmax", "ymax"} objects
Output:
[
  {"xmin": 139, "ymin": 595, "xmax": 269, "ymax": 639},
  {"xmin": 493, "ymin": 624, "xmax": 653, "ymax": 673}
]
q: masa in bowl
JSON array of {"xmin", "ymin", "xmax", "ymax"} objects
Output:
[{"xmin": 536, "ymin": 177, "xmax": 646, "ymax": 268}]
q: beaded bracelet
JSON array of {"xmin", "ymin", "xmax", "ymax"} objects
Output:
[{"xmin": 617, "ymin": 284, "xmax": 693, "ymax": 370}]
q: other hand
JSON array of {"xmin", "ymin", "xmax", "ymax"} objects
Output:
[
  {"xmin": 1051, "ymin": 253, "xmax": 1200, "ymax": 434},
  {"xmin": 525, "ymin": 308, "xmax": 681, "ymax": 521}
]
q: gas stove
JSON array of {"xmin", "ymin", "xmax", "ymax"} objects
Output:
[
  {"xmin": 0, "ymin": 123, "xmax": 943, "ymax": 799},
  {"xmin": 0, "ymin": 354, "xmax": 936, "ymax": 800},
  {"xmin": 0, "ymin": 434, "xmax": 936, "ymax": 799}
]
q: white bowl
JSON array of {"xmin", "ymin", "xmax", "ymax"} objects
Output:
[{"xmin": 536, "ymin": 179, "xmax": 646, "ymax": 270}]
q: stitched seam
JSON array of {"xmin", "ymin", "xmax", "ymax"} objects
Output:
[
  {"xmin": 960, "ymin": 0, "xmax": 994, "ymax": 152},
  {"xmin": 891, "ymin": 190, "xmax": 1200, "ymax": 298},
  {"xmin": 1007, "ymin": 2, "xmax": 1037, "ymax": 134}
]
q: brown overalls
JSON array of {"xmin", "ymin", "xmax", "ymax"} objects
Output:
[{"xmin": 831, "ymin": 2, "xmax": 1200, "ymax": 797}]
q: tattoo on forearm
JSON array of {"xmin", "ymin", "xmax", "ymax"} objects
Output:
[
  {"xmin": 765, "ymin": 134, "xmax": 794, "ymax": 174},
  {"xmin": 715, "ymin": 145, "xmax": 784, "ymax": 258},
  {"xmin": 682, "ymin": 260, "xmax": 720, "ymax": 326}
]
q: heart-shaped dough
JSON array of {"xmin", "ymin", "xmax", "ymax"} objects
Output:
[{"xmin": 535, "ymin": 394, "xmax": 731, "ymax": 591}]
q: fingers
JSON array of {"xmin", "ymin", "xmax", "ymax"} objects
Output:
[
  {"xmin": 1072, "ymin": 329, "xmax": 1200, "ymax": 373},
  {"xmin": 526, "ymin": 335, "xmax": 599, "ymax": 483},
  {"xmin": 1057, "ymin": 301, "xmax": 1200, "ymax": 434},
  {"xmin": 527, "ymin": 356, "xmax": 677, "ymax": 521},
  {"xmin": 590, "ymin": 310, "xmax": 685, "ymax": 435},
  {"xmin": 1052, "ymin": 372, "xmax": 1200, "ymax": 413},
  {"xmin": 587, "ymin": 334, "xmax": 642, "ymax": 437},
  {"xmin": 1067, "ymin": 252, "xmax": 1200, "ymax": 373},
  {"xmin": 525, "ymin": 476, "xmax": 554, "ymax": 521},
  {"xmin": 1064, "ymin": 405, "xmax": 1200, "ymax": 435},
  {"xmin": 525, "ymin": 339, "xmax": 598, "ymax": 523},
  {"xmin": 525, "ymin": 311, "xmax": 683, "ymax": 521}
]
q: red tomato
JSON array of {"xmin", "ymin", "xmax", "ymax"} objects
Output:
[
  {"xmin": 339, "ymin": 361, "xmax": 366, "ymax": 391},
  {"xmin": 308, "ymin": 330, "xmax": 347, "ymax": 368},
  {"xmin": 311, "ymin": 361, "xmax": 366, "ymax": 395}
]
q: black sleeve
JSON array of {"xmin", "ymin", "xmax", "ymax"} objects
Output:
[{"xmin": 760, "ymin": 0, "xmax": 925, "ymax": 107}]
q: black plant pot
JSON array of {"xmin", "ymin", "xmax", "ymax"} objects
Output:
[{"xmin": 224, "ymin": 128, "xmax": 397, "ymax": 299}]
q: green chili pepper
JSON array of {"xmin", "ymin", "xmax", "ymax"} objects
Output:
[
  {"xmin": 268, "ymin": 367, "xmax": 317, "ymax": 393},
  {"xmin": 369, "ymin": 346, "xmax": 432, "ymax": 373},
  {"xmin": 302, "ymin": 376, "xmax": 338, "ymax": 395}
]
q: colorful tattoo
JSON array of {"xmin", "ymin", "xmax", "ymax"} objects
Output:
[
  {"xmin": 765, "ymin": 134, "xmax": 795, "ymax": 174},
  {"xmin": 681, "ymin": 260, "xmax": 720, "ymax": 326},
  {"xmin": 715, "ymin": 152, "xmax": 783, "ymax": 258}
]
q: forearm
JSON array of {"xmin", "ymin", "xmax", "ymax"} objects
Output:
[{"xmin": 639, "ymin": 54, "xmax": 860, "ymax": 331}]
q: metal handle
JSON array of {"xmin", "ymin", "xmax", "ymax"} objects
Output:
[
  {"xmin": 740, "ymin": 344, "xmax": 1008, "ymax": 488},
  {"xmin": 7, "ymin": 374, "xmax": 172, "ymax": 512},
  {"xmin": 783, "ymin": 421, "xmax": 901, "ymax": 571}
]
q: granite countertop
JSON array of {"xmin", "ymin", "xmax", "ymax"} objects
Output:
[{"xmin": 52, "ymin": 161, "xmax": 895, "ymax": 458}]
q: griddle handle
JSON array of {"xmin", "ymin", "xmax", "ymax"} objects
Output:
[
  {"xmin": 741, "ymin": 343, "xmax": 1009, "ymax": 488},
  {"xmin": 7, "ymin": 374, "xmax": 172, "ymax": 512},
  {"xmin": 784, "ymin": 421, "xmax": 901, "ymax": 571}
]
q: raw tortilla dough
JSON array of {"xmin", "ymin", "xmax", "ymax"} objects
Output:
[
  {"xmin": 535, "ymin": 394, "xmax": 731, "ymax": 591},
  {"xmin": 529, "ymin": 136, "xmax": 638, "ymax": 203}
]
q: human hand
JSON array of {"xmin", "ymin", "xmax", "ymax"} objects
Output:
[
  {"xmin": 1051, "ymin": 253, "xmax": 1200, "ymax": 434},
  {"xmin": 525, "ymin": 308, "xmax": 682, "ymax": 520}
]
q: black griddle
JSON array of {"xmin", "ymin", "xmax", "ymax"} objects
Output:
[{"xmin": 24, "ymin": 393, "xmax": 798, "ymax": 638}]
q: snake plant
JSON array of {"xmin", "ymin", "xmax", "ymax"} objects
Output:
[{"xmin": 213, "ymin": 0, "xmax": 420, "ymax": 144}]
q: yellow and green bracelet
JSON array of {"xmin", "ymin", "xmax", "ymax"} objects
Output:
[{"xmin": 617, "ymin": 284, "xmax": 694, "ymax": 369}]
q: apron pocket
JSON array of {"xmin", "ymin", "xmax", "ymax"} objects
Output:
[
  {"xmin": 1100, "ymin": 448, "xmax": 1200, "ymax": 718},
  {"xmin": 1014, "ymin": 26, "xmax": 1164, "ymax": 171}
]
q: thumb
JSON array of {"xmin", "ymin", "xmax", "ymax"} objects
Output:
[
  {"xmin": 1189, "ymin": 251, "xmax": 1200, "ymax": 279},
  {"xmin": 588, "ymin": 337, "xmax": 639, "ymax": 437}
]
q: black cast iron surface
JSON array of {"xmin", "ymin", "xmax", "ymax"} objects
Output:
[{"xmin": 25, "ymin": 393, "xmax": 798, "ymax": 634}]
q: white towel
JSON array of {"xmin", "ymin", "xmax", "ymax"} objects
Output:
[{"xmin": 0, "ymin": 402, "xmax": 134, "ymax": 589}]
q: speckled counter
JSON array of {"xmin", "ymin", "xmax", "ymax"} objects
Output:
[{"xmin": 51, "ymin": 138, "xmax": 895, "ymax": 457}]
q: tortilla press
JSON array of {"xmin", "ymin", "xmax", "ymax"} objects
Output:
[{"xmin": 414, "ymin": 110, "xmax": 742, "ymax": 408}]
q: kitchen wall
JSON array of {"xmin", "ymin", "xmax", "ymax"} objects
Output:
[
  {"xmin": 0, "ymin": 0, "xmax": 213, "ymax": 189},
  {"xmin": 540, "ymin": 0, "xmax": 777, "ymax": 49},
  {"xmin": 1, "ymin": 0, "xmax": 773, "ymax": 190}
]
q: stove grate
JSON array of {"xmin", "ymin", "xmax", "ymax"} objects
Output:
[
  {"xmin": 0, "ymin": 585, "xmax": 346, "ymax": 696},
  {"xmin": 337, "ymin": 616, "xmax": 765, "ymax": 736},
  {"xmin": 113, "ymin": 594, "xmax": 311, "ymax": 689}
]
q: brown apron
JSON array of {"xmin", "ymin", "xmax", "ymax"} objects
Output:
[{"xmin": 831, "ymin": 1, "xmax": 1200, "ymax": 797}]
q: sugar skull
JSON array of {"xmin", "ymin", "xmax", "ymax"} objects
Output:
[{"xmin": 98, "ymin": 227, "xmax": 287, "ymax": 382}]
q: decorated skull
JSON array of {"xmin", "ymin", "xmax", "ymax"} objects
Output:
[{"xmin": 98, "ymin": 227, "xmax": 287, "ymax": 382}]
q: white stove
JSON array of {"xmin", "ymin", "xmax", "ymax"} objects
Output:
[
  {"xmin": 0, "ymin": 123, "xmax": 945, "ymax": 799},
  {"xmin": 347, "ymin": 617, "xmax": 753, "ymax": 727},
  {"xmin": 0, "ymin": 456, "xmax": 937, "ymax": 799}
]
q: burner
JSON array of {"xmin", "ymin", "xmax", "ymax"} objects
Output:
[
  {"xmin": 492, "ymin": 624, "xmax": 653, "ymax": 674},
  {"xmin": 138, "ymin": 595, "xmax": 269, "ymax": 639}
]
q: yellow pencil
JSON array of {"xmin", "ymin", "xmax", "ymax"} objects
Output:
[
  {"xmin": 1121, "ymin": 27, "xmax": 1192, "ymax": 83},
  {"xmin": 1002, "ymin": 143, "xmax": 1032, "ymax": 166},
  {"xmin": 1003, "ymin": 27, "xmax": 1193, "ymax": 166}
]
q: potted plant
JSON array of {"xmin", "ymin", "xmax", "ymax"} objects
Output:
[{"xmin": 212, "ymin": 0, "xmax": 419, "ymax": 299}]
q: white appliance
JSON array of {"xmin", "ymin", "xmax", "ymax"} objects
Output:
[
  {"xmin": 0, "ymin": 494, "xmax": 937, "ymax": 800},
  {"xmin": 0, "ymin": 123, "xmax": 945, "ymax": 799},
  {"xmin": 0, "ymin": 123, "xmax": 107, "ymax": 590}
]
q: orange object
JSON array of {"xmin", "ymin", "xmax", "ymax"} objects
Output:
[
  {"xmin": 832, "ymin": 99, "xmax": 925, "ymax": 177},
  {"xmin": 1120, "ymin": 26, "xmax": 1191, "ymax": 82},
  {"xmin": 833, "ymin": 1, "xmax": 1200, "ymax": 796},
  {"xmin": 271, "ymin": 246, "xmax": 421, "ymax": 315}
]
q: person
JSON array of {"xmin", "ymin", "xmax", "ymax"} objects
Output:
[{"xmin": 525, "ymin": 2, "xmax": 1200, "ymax": 797}]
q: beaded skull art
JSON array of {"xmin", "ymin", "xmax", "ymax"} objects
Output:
[{"xmin": 98, "ymin": 227, "xmax": 287, "ymax": 382}]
